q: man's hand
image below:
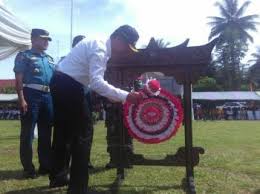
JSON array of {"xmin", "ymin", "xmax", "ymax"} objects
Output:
[
  {"xmin": 15, "ymin": 73, "xmax": 28, "ymax": 114},
  {"xmin": 19, "ymin": 99, "xmax": 28, "ymax": 114},
  {"xmin": 126, "ymin": 92, "xmax": 143, "ymax": 104}
]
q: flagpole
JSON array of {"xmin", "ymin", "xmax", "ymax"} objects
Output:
[{"xmin": 70, "ymin": 0, "xmax": 73, "ymax": 49}]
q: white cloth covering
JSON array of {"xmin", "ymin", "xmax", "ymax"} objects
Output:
[{"xmin": 0, "ymin": 5, "xmax": 31, "ymax": 60}]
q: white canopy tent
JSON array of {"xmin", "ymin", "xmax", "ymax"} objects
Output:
[
  {"xmin": 192, "ymin": 91, "xmax": 260, "ymax": 101},
  {"xmin": 0, "ymin": 93, "xmax": 17, "ymax": 102},
  {"xmin": 3, "ymin": 92, "xmax": 260, "ymax": 103},
  {"xmin": 0, "ymin": 5, "xmax": 31, "ymax": 60}
]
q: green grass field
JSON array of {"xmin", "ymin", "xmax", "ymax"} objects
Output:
[{"xmin": 0, "ymin": 120, "xmax": 260, "ymax": 194}]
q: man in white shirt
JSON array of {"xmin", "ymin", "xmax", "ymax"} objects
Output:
[{"xmin": 49, "ymin": 25, "xmax": 142, "ymax": 194}]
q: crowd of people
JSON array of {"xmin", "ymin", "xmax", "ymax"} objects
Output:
[
  {"xmin": 193, "ymin": 103, "xmax": 260, "ymax": 120},
  {"xmin": 0, "ymin": 106, "xmax": 20, "ymax": 120}
]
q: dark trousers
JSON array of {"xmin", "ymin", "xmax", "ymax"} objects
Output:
[
  {"xmin": 50, "ymin": 72, "xmax": 92, "ymax": 194},
  {"xmin": 20, "ymin": 87, "xmax": 53, "ymax": 172},
  {"xmin": 64, "ymin": 87, "xmax": 94, "ymax": 170}
]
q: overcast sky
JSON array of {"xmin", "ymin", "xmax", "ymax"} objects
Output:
[{"xmin": 1, "ymin": 0, "xmax": 260, "ymax": 79}]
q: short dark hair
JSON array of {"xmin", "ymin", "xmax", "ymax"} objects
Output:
[{"xmin": 72, "ymin": 35, "xmax": 86, "ymax": 47}]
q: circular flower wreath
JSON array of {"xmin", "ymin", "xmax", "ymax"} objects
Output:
[{"xmin": 123, "ymin": 79, "xmax": 183, "ymax": 144}]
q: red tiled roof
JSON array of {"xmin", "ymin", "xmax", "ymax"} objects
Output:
[{"xmin": 0, "ymin": 79, "xmax": 16, "ymax": 89}]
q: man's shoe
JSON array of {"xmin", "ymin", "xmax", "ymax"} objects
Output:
[
  {"xmin": 23, "ymin": 170, "xmax": 37, "ymax": 179},
  {"xmin": 38, "ymin": 167, "xmax": 50, "ymax": 176},
  {"xmin": 49, "ymin": 176, "xmax": 69, "ymax": 188},
  {"xmin": 67, "ymin": 187, "xmax": 88, "ymax": 194}
]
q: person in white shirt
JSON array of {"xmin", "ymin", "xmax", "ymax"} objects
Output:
[
  {"xmin": 49, "ymin": 25, "xmax": 142, "ymax": 194},
  {"xmin": 62, "ymin": 35, "xmax": 95, "ymax": 174}
]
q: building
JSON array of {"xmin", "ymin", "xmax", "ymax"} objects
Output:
[{"xmin": 0, "ymin": 79, "xmax": 16, "ymax": 93}]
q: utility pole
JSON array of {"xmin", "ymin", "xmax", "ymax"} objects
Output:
[
  {"xmin": 70, "ymin": 0, "xmax": 73, "ymax": 49},
  {"xmin": 56, "ymin": 40, "xmax": 60, "ymax": 62}
]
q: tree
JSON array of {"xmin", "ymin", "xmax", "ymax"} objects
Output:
[
  {"xmin": 154, "ymin": 38, "xmax": 171, "ymax": 48},
  {"xmin": 141, "ymin": 38, "xmax": 171, "ymax": 49},
  {"xmin": 248, "ymin": 47, "xmax": 260, "ymax": 89},
  {"xmin": 193, "ymin": 76, "xmax": 221, "ymax": 92},
  {"xmin": 213, "ymin": 40, "xmax": 248, "ymax": 89},
  {"xmin": 208, "ymin": 0, "xmax": 259, "ymax": 90},
  {"xmin": 249, "ymin": 46, "xmax": 260, "ymax": 64}
]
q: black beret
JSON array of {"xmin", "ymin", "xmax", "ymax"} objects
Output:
[{"xmin": 31, "ymin": 28, "xmax": 52, "ymax": 41}]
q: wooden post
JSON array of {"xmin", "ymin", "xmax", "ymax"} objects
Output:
[
  {"xmin": 117, "ymin": 104, "xmax": 125, "ymax": 179},
  {"xmin": 183, "ymin": 75, "xmax": 196, "ymax": 194}
]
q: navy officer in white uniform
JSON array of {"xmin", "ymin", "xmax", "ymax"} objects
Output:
[{"xmin": 49, "ymin": 25, "xmax": 142, "ymax": 194}]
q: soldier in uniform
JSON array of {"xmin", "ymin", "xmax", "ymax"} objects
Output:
[
  {"xmin": 104, "ymin": 79, "xmax": 143, "ymax": 168},
  {"xmin": 14, "ymin": 29, "xmax": 54, "ymax": 178}
]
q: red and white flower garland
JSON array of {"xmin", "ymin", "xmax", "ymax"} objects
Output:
[{"xmin": 123, "ymin": 80, "xmax": 183, "ymax": 144}]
